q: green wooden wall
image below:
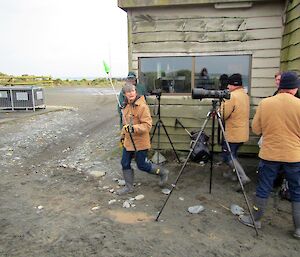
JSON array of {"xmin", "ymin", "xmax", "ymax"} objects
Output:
[{"xmin": 281, "ymin": 0, "xmax": 300, "ymax": 73}]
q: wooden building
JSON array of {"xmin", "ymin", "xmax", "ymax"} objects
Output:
[{"xmin": 118, "ymin": 0, "xmax": 299, "ymax": 153}]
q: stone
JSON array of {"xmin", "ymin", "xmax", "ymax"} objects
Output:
[
  {"xmin": 188, "ymin": 205, "xmax": 205, "ymax": 214},
  {"xmin": 230, "ymin": 204, "xmax": 244, "ymax": 216},
  {"xmin": 162, "ymin": 188, "xmax": 171, "ymax": 195},
  {"xmin": 89, "ymin": 170, "xmax": 106, "ymax": 178},
  {"xmin": 117, "ymin": 179, "xmax": 126, "ymax": 186},
  {"xmin": 135, "ymin": 194, "xmax": 144, "ymax": 201},
  {"xmin": 108, "ymin": 199, "xmax": 116, "ymax": 205},
  {"xmin": 123, "ymin": 200, "xmax": 131, "ymax": 208}
]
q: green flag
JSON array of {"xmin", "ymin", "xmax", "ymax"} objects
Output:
[{"xmin": 103, "ymin": 61, "xmax": 110, "ymax": 74}]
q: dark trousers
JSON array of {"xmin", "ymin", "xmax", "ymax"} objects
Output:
[
  {"xmin": 222, "ymin": 141, "xmax": 243, "ymax": 163},
  {"xmin": 121, "ymin": 148, "xmax": 152, "ymax": 172},
  {"xmin": 256, "ymin": 160, "xmax": 300, "ymax": 202}
]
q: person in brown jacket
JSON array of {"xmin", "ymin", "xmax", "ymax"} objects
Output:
[
  {"xmin": 239, "ymin": 71, "xmax": 300, "ymax": 239},
  {"xmin": 117, "ymin": 83, "xmax": 169, "ymax": 195},
  {"xmin": 220, "ymin": 73, "xmax": 251, "ymax": 189}
]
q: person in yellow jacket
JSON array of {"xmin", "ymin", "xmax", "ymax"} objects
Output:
[
  {"xmin": 239, "ymin": 71, "xmax": 300, "ymax": 239},
  {"xmin": 220, "ymin": 73, "xmax": 251, "ymax": 189},
  {"xmin": 117, "ymin": 83, "xmax": 169, "ymax": 195}
]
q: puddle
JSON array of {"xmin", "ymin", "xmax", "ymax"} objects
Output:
[{"xmin": 106, "ymin": 210, "xmax": 154, "ymax": 224}]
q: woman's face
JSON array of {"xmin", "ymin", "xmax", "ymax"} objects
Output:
[
  {"xmin": 125, "ymin": 89, "xmax": 137, "ymax": 103},
  {"xmin": 275, "ymin": 74, "xmax": 281, "ymax": 87}
]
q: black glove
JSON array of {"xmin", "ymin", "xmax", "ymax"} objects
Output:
[{"xmin": 123, "ymin": 124, "xmax": 134, "ymax": 133}]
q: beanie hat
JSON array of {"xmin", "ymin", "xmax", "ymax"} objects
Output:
[
  {"xmin": 127, "ymin": 71, "xmax": 136, "ymax": 79},
  {"xmin": 123, "ymin": 82, "xmax": 136, "ymax": 93},
  {"xmin": 279, "ymin": 71, "xmax": 300, "ymax": 89},
  {"xmin": 228, "ymin": 73, "xmax": 242, "ymax": 86}
]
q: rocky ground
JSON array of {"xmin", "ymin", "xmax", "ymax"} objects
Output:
[{"xmin": 0, "ymin": 87, "xmax": 299, "ymax": 257}]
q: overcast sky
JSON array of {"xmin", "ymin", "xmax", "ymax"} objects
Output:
[{"xmin": 0, "ymin": 0, "xmax": 128, "ymax": 78}]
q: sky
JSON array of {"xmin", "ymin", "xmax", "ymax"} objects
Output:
[{"xmin": 0, "ymin": 0, "xmax": 128, "ymax": 78}]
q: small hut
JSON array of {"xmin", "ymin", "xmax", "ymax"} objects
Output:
[{"xmin": 118, "ymin": 0, "xmax": 299, "ymax": 153}]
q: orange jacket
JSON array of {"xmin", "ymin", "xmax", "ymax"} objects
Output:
[
  {"xmin": 252, "ymin": 93, "xmax": 300, "ymax": 162},
  {"xmin": 121, "ymin": 96, "xmax": 152, "ymax": 151},
  {"xmin": 220, "ymin": 87, "xmax": 250, "ymax": 143}
]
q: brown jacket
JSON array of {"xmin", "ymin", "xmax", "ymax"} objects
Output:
[
  {"xmin": 252, "ymin": 93, "xmax": 300, "ymax": 162},
  {"xmin": 221, "ymin": 88, "xmax": 250, "ymax": 143},
  {"xmin": 121, "ymin": 96, "xmax": 152, "ymax": 151}
]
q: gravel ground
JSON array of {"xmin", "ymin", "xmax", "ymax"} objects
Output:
[{"xmin": 0, "ymin": 87, "xmax": 299, "ymax": 257}]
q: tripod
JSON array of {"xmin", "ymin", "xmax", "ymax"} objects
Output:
[
  {"xmin": 150, "ymin": 92, "xmax": 181, "ymax": 163},
  {"xmin": 155, "ymin": 100, "xmax": 259, "ymax": 236}
]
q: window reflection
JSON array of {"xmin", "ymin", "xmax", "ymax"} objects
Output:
[
  {"xmin": 140, "ymin": 55, "xmax": 251, "ymax": 94},
  {"xmin": 140, "ymin": 57, "xmax": 192, "ymax": 93},
  {"xmin": 195, "ymin": 55, "xmax": 250, "ymax": 92}
]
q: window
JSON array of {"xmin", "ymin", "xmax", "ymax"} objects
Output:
[
  {"xmin": 140, "ymin": 57, "xmax": 192, "ymax": 93},
  {"xmin": 139, "ymin": 55, "xmax": 251, "ymax": 94},
  {"xmin": 195, "ymin": 55, "xmax": 251, "ymax": 93}
]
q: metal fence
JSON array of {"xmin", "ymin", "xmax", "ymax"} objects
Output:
[{"xmin": 0, "ymin": 86, "xmax": 45, "ymax": 111}]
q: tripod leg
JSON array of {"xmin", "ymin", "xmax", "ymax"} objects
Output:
[
  {"xmin": 216, "ymin": 111, "xmax": 259, "ymax": 236},
  {"xmin": 160, "ymin": 120, "xmax": 181, "ymax": 163},
  {"xmin": 155, "ymin": 113, "xmax": 212, "ymax": 221},
  {"xmin": 209, "ymin": 113, "xmax": 216, "ymax": 193},
  {"xmin": 150, "ymin": 120, "xmax": 159, "ymax": 142}
]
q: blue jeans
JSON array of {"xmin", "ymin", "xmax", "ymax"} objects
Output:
[
  {"xmin": 256, "ymin": 160, "xmax": 300, "ymax": 202},
  {"xmin": 222, "ymin": 141, "xmax": 243, "ymax": 164},
  {"xmin": 121, "ymin": 148, "xmax": 152, "ymax": 172}
]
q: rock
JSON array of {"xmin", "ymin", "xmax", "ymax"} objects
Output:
[
  {"xmin": 162, "ymin": 188, "xmax": 171, "ymax": 195},
  {"xmin": 108, "ymin": 199, "xmax": 116, "ymax": 205},
  {"xmin": 230, "ymin": 204, "xmax": 244, "ymax": 216},
  {"xmin": 188, "ymin": 205, "xmax": 205, "ymax": 214},
  {"xmin": 37, "ymin": 205, "xmax": 44, "ymax": 210},
  {"xmin": 89, "ymin": 170, "xmax": 106, "ymax": 178},
  {"xmin": 117, "ymin": 179, "xmax": 126, "ymax": 186},
  {"xmin": 179, "ymin": 197, "xmax": 184, "ymax": 201},
  {"xmin": 135, "ymin": 194, "xmax": 144, "ymax": 201},
  {"xmin": 109, "ymin": 188, "xmax": 115, "ymax": 193},
  {"xmin": 91, "ymin": 206, "xmax": 100, "ymax": 211},
  {"xmin": 123, "ymin": 200, "xmax": 131, "ymax": 208}
]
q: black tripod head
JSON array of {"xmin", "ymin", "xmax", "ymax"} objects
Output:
[{"xmin": 150, "ymin": 89, "xmax": 162, "ymax": 99}]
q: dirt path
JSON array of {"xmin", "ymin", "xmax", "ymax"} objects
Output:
[{"xmin": 0, "ymin": 88, "xmax": 299, "ymax": 257}]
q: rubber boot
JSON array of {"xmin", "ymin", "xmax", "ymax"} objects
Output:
[
  {"xmin": 229, "ymin": 159, "xmax": 251, "ymax": 191},
  {"xmin": 239, "ymin": 196, "xmax": 268, "ymax": 229},
  {"xmin": 150, "ymin": 163, "xmax": 169, "ymax": 187},
  {"xmin": 116, "ymin": 169, "xmax": 134, "ymax": 195},
  {"xmin": 292, "ymin": 202, "xmax": 300, "ymax": 239},
  {"xmin": 222, "ymin": 165, "xmax": 237, "ymax": 181}
]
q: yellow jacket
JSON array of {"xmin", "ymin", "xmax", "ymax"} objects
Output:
[
  {"xmin": 252, "ymin": 93, "xmax": 300, "ymax": 162},
  {"xmin": 221, "ymin": 88, "xmax": 250, "ymax": 143},
  {"xmin": 121, "ymin": 96, "xmax": 152, "ymax": 151}
]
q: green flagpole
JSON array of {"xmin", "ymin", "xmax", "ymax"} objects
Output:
[
  {"xmin": 102, "ymin": 60, "xmax": 137, "ymax": 152},
  {"xmin": 103, "ymin": 61, "xmax": 122, "ymax": 108}
]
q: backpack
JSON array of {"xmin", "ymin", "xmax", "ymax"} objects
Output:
[{"xmin": 190, "ymin": 131, "xmax": 210, "ymax": 163}]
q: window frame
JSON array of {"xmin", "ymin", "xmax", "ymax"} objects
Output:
[{"xmin": 138, "ymin": 53, "xmax": 252, "ymax": 96}]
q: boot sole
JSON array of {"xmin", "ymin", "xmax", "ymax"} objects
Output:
[{"xmin": 238, "ymin": 216, "xmax": 261, "ymax": 229}]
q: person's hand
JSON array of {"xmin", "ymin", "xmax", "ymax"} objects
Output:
[{"xmin": 123, "ymin": 124, "xmax": 134, "ymax": 133}]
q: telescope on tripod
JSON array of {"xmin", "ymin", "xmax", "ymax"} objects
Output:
[{"xmin": 155, "ymin": 88, "xmax": 259, "ymax": 236}]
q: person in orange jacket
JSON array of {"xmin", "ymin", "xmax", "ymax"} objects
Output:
[
  {"xmin": 220, "ymin": 73, "xmax": 251, "ymax": 189},
  {"xmin": 117, "ymin": 82, "xmax": 168, "ymax": 195},
  {"xmin": 239, "ymin": 71, "xmax": 300, "ymax": 239}
]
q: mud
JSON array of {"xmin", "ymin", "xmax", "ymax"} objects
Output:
[{"xmin": 0, "ymin": 87, "xmax": 299, "ymax": 257}]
